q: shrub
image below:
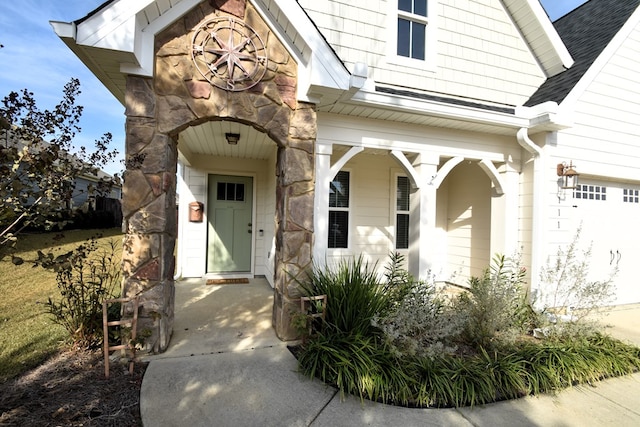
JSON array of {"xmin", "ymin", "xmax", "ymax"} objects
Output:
[
  {"xmin": 41, "ymin": 237, "xmax": 121, "ymax": 349},
  {"xmin": 299, "ymin": 255, "xmax": 401, "ymax": 336},
  {"xmin": 535, "ymin": 229, "xmax": 618, "ymax": 326},
  {"xmin": 372, "ymin": 254, "xmax": 464, "ymax": 358},
  {"xmin": 455, "ymin": 254, "xmax": 527, "ymax": 350},
  {"xmin": 297, "ymin": 332, "xmax": 413, "ymax": 405}
]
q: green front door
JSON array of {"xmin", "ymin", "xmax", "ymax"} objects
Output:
[{"xmin": 207, "ymin": 174, "xmax": 253, "ymax": 273}]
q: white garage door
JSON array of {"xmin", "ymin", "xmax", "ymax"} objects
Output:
[{"xmin": 570, "ymin": 181, "xmax": 640, "ymax": 306}]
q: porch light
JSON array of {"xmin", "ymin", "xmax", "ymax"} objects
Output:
[
  {"xmin": 225, "ymin": 132, "xmax": 240, "ymax": 145},
  {"xmin": 557, "ymin": 161, "xmax": 579, "ymax": 189}
]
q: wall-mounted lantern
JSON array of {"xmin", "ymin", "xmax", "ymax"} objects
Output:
[{"xmin": 557, "ymin": 161, "xmax": 579, "ymax": 189}]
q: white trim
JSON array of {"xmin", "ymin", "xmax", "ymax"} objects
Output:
[
  {"xmin": 390, "ymin": 150, "xmax": 421, "ymax": 189},
  {"xmin": 327, "ymin": 169, "xmax": 352, "ymax": 251},
  {"xmin": 204, "ymin": 171, "xmax": 257, "ymax": 277},
  {"xmin": 349, "ymin": 89, "xmax": 529, "ymax": 129},
  {"xmin": 386, "ymin": 0, "xmax": 437, "ymax": 72},
  {"xmin": 477, "ymin": 159, "xmax": 506, "ymax": 196},
  {"xmin": 394, "ymin": 173, "xmax": 411, "ymax": 251},
  {"xmin": 559, "ymin": 5, "xmax": 640, "ymax": 111},
  {"xmin": 431, "ymin": 157, "xmax": 463, "ymax": 189},
  {"xmin": 502, "ymin": 0, "xmax": 574, "ymax": 77}
]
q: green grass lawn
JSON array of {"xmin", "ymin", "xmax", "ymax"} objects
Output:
[{"xmin": 0, "ymin": 228, "xmax": 123, "ymax": 383}]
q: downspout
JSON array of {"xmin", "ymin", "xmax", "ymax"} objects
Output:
[{"xmin": 516, "ymin": 128, "xmax": 544, "ymax": 303}]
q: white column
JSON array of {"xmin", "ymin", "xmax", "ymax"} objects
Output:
[
  {"xmin": 313, "ymin": 142, "xmax": 333, "ymax": 267},
  {"xmin": 409, "ymin": 153, "xmax": 439, "ymax": 280},
  {"xmin": 490, "ymin": 161, "xmax": 520, "ymax": 257}
]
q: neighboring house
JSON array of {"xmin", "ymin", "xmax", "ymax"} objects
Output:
[
  {"xmin": 1, "ymin": 130, "xmax": 122, "ymax": 226},
  {"xmin": 51, "ymin": 0, "xmax": 640, "ymax": 352}
]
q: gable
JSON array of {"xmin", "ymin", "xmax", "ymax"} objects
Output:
[
  {"xmin": 298, "ymin": 0, "xmax": 572, "ymax": 107},
  {"xmin": 527, "ymin": 0, "xmax": 640, "ymax": 107},
  {"xmin": 51, "ymin": 0, "xmax": 352, "ymax": 105}
]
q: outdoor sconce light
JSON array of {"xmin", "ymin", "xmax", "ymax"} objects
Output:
[
  {"xmin": 557, "ymin": 161, "xmax": 579, "ymax": 189},
  {"xmin": 225, "ymin": 132, "xmax": 240, "ymax": 145}
]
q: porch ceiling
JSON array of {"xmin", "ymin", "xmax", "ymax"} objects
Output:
[{"xmin": 178, "ymin": 121, "xmax": 276, "ymax": 164}]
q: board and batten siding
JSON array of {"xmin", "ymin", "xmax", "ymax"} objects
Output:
[
  {"xmin": 558, "ymin": 22, "xmax": 640, "ymax": 182},
  {"xmin": 297, "ymin": 0, "xmax": 546, "ymax": 106}
]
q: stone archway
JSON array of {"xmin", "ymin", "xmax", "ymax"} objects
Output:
[{"xmin": 121, "ymin": 1, "xmax": 316, "ymax": 352}]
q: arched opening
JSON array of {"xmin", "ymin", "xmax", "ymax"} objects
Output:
[
  {"xmin": 120, "ymin": 2, "xmax": 317, "ymax": 353},
  {"xmin": 436, "ymin": 161, "xmax": 492, "ymax": 282}
]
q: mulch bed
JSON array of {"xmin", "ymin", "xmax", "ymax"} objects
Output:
[{"xmin": 0, "ymin": 348, "xmax": 147, "ymax": 426}]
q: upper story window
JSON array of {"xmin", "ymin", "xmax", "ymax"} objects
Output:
[
  {"xmin": 397, "ymin": 0, "xmax": 428, "ymax": 60},
  {"xmin": 328, "ymin": 171, "xmax": 350, "ymax": 249},
  {"xmin": 389, "ymin": 0, "xmax": 436, "ymax": 70}
]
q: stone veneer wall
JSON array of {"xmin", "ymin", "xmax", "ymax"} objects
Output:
[{"xmin": 121, "ymin": 0, "xmax": 316, "ymax": 352}]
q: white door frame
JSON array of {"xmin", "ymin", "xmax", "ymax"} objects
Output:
[{"xmin": 204, "ymin": 171, "xmax": 257, "ymax": 279}]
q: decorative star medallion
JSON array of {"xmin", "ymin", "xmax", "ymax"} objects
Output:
[{"xmin": 191, "ymin": 17, "xmax": 268, "ymax": 91}]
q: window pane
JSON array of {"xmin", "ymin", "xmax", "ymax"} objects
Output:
[
  {"xmin": 235, "ymin": 183, "xmax": 245, "ymax": 201},
  {"xmin": 217, "ymin": 182, "xmax": 226, "ymax": 200},
  {"xmin": 396, "ymin": 213, "xmax": 409, "ymax": 249},
  {"xmin": 398, "ymin": 0, "xmax": 412, "ymax": 13},
  {"xmin": 328, "ymin": 211, "xmax": 349, "ymax": 248},
  {"xmin": 397, "ymin": 18, "xmax": 411, "ymax": 57},
  {"xmin": 397, "ymin": 176, "xmax": 410, "ymax": 211},
  {"xmin": 412, "ymin": 21, "xmax": 426, "ymax": 60},
  {"xmin": 414, "ymin": 0, "xmax": 427, "ymax": 17},
  {"xmin": 329, "ymin": 171, "xmax": 350, "ymax": 208}
]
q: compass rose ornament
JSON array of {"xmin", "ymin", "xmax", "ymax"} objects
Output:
[{"xmin": 191, "ymin": 17, "xmax": 268, "ymax": 91}]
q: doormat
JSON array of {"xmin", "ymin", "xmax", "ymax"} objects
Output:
[{"xmin": 206, "ymin": 278, "xmax": 250, "ymax": 285}]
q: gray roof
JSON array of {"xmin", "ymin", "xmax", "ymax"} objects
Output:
[{"xmin": 526, "ymin": 0, "xmax": 640, "ymax": 107}]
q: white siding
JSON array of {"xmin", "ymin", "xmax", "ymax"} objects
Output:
[
  {"xmin": 441, "ymin": 162, "xmax": 491, "ymax": 281},
  {"xmin": 181, "ymin": 167, "xmax": 208, "ymax": 277},
  {"xmin": 298, "ymin": 0, "xmax": 546, "ymax": 105},
  {"xmin": 542, "ymin": 22, "xmax": 640, "ymax": 306},
  {"xmin": 559, "ymin": 24, "xmax": 640, "ymax": 182}
]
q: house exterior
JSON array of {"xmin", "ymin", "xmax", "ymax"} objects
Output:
[{"xmin": 51, "ymin": 0, "xmax": 640, "ymax": 353}]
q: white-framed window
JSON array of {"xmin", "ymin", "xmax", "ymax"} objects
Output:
[
  {"xmin": 328, "ymin": 171, "xmax": 350, "ymax": 249},
  {"xmin": 574, "ymin": 184, "xmax": 607, "ymax": 201},
  {"xmin": 623, "ymin": 188, "xmax": 639, "ymax": 204},
  {"xmin": 388, "ymin": 0, "xmax": 437, "ymax": 70},
  {"xmin": 396, "ymin": 175, "xmax": 410, "ymax": 249}
]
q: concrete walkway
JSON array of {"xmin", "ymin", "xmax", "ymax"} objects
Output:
[{"xmin": 140, "ymin": 279, "xmax": 640, "ymax": 426}]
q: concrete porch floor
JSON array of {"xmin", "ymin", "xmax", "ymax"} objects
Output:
[{"xmin": 143, "ymin": 277, "xmax": 283, "ymax": 360}]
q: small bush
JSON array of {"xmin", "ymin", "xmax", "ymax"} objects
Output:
[
  {"xmin": 299, "ymin": 255, "xmax": 401, "ymax": 336},
  {"xmin": 456, "ymin": 254, "xmax": 527, "ymax": 350},
  {"xmin": 537, "ymin": 227, "xmax": 617, "ymax": 322},
  {"xmin": 373, "ymin": 254, "xmax": 464, "ymax": 358},
  {"xmin": 41, "ymin": 237, "xmax": 121, "ymax": 349}
]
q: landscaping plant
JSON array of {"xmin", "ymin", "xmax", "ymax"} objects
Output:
[
  {"xmin": 40, "ymin": 236, "xmax": 122, "ymax": 349},
  {"xmin": 372, "ymin": 253, "xmax": 464, "ymax": 358},
  {"xmin": 537, "ymin": 227, "xmax": 617, "ymax": 325},
  {"xmin": 455, "ymin": 254, "xmax": 528, "ymax": 350},
  {"xmin": 295, "ymin": 252, "xmax": 640, "ymax": 408}
]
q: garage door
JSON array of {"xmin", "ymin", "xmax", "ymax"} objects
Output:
[{"xmin": 569, "ymin": 181, "xmax": 640, "ymax": 306}]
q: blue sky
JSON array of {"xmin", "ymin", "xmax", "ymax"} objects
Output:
[{"xmin": 0, "ymin": 0, "xmax": 589, "ymax": 175}]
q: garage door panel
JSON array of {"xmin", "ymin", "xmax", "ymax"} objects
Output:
[{"xmin": 570, "ymin": 181, "xmax": 640, "ymax": 306}]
